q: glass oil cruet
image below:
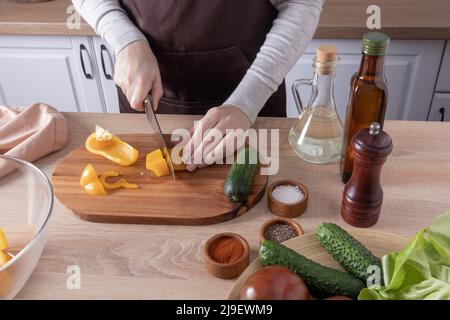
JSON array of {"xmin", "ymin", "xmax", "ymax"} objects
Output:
[{"xmin": 288, "ymin": 45, "xmax": 344, "ymax": 164}]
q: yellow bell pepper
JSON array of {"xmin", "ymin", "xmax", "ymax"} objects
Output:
[
  {"xmin": 145, "ymin": 148, "xmax": 186, "ymax": 177},
  {"xmin": 80, "ymin": 164, "xmax": 107, "ymax": 196},
  {"xmin": 85, "ymin": 125, "xmax": 139, "ymax": 166},
  {"xmin": 0, "ymin": 228, "xmax": 8, "ymax": 251},
  {"xmin": 0, "ymin": 229, "xmax": 11, "ymax": 267},
  {"xmin": 146, "ymin": 149, "xmax": 164, "ymax": 163},
  {"xmin": 0, "ymin": 252, "xmax": 11, "ymax": 266},
  {"xmin": 99, "ymin": 171, "xmax": 138, "ymax": 190},
  {"xmin": 146, "ymin": 158, "xmax": 170, "ymax": 177}
]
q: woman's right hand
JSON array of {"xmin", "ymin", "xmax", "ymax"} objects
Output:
[{"xmin": 114, "ymin": 39, "xmax": 163, "ymax": 111}]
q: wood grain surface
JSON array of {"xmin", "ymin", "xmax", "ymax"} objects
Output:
[
  {"xmin": 5, "ymin": 113, "xmax": 449, "ymax": 300},
  {"xmin": 52, "ymin": 134, "xmax": 267, "ymax": 225},
  {"xmin": 1, "ymin": 0, "xmax": 450, "ymax": 39},
  {"xmin": 228, "ymin": 229, "xmax": 410, "ymax": 299},
  {"xmin": 0, "ymin": 0, "xmax": 94, "ymax": 36}
]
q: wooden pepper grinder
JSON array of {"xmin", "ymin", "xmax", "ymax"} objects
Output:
[{"xmin": 341, "ymin": 122, "xmax": 393, "ymax": 228}]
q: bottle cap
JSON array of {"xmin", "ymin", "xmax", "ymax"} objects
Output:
[
  {"xmin": 315, "ymin": 45, "xmax": 338, "ymax": 75},
  {"xmin": 362, "ymin": 32, "xmax": 390, "ymax": 56},
  {"xmin": 316, "ymin": 45, "xmax": 337, "ymax": 63}
]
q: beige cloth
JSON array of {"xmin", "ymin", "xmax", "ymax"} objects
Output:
[{"xmin": 0, "ymin": 103, "xmax": 68, "ymax": 177}]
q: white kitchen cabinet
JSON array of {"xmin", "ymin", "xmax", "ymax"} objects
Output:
[
  {"xmin": 285, "ymin": 40, "xmax": 445, "ymax": 121},
  {"xmin": 436, "ymin": 42, "xmax": 450, "ymax": 93},
  {"xmin": 0, "ymin": 36, "xmax": 446, "ymax": 120},
  {"xmin": 0, "ymin": 35, "xmax": 105, "ymax": 112},
  {"xmin": 92, "ymin": 37, "xmax": 119, "ymax": 113},
  {"xmin": 428, "ymin": 93, "xmax": 450, "ymax": 122}
]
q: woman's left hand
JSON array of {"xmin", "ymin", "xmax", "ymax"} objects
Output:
[{"xmin": 180, "ymin": 105, "xmax": 252, "ymax": 171}]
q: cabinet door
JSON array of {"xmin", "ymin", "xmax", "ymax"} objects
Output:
[
  {"xmin": 436, "ymin": 42, "xmax": 450, "ymax": 93},
  {"xmin": 286, "ymin": 39, "xmax": 444, "ymax": 121},
  {"xmin": 0, "ymin": 35, "xmax": 104, "ymax": 112},
  {"xmin": 92, "ymin": 37, "xmax": 120, "ymax": 113},
  {"xmin": 428, "ymin": 93, "xmax": 450, "ymax": 122}
]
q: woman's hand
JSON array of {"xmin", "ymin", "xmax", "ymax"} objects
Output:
[
  {"xmin": 180, "ymin": 105, "xmax": 252, "ymax": 171},
  {"xmin": 114, "ymin": 40, "xmax": 163, "ymax": 111}
]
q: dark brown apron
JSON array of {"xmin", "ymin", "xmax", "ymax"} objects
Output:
[{"xmin": 118, "ymin": 0, "xmax": 286, "ymax": 117}]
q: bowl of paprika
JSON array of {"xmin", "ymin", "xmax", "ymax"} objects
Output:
[{"xmin": 204, "ymin": 232, "xmax": 249, "ymax": 279}]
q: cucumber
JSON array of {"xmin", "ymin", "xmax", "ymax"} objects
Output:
[
  {"xmin": 316, "ymin": 223, "xmax": 382, "ymax": 284},
  {"xmin": 224, "ymin": 147, "xmax": 258, "ymax": 203},
  {"xmin": 259, "ymin": 240, "xmax": 365, "ymax": 299}
]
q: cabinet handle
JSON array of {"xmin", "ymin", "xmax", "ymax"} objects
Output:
[
  {"xmin": 100, "ymin": 44, "xmax": 114, "ymax": 80},
  {"xmin": 79, "ymin": 44, "xmax": 93, "ymax": 79},
  {"xmin": 439, "ymin": 107, "xmax": 446, "ymax": 122}
]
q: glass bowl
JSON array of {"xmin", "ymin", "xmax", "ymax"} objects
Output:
[{"xmin": 0, "ymin": 155, "xmax": 53, "ymax": 299}]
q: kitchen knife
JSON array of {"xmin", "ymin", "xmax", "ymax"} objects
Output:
[{"xmin": 144, "ymin": 95, "xmax": 176, "ymax": 180}]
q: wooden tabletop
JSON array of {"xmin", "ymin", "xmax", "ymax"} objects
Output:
[
  {"xmin": 12, "ymin": 113, "xmax": 450, "ymax": 299},
  {"xmin": 1, "ymin": 0, "xmax": 450, "ymax": 39}
]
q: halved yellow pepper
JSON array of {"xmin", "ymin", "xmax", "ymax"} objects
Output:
[
  {"xmin": 85, "ymin": 126, "xmax": 139, "ymax": 166},
  {"xmin": 146, "ymin": 158, "xmax": 170, "ymax": 177},
  {"xmin": 80, "ymin": 164, "xmax": 107, "ymax": 196},
  {"xmin": 99, "ymin": 171, "xmax": 138, "ymax": 190}
]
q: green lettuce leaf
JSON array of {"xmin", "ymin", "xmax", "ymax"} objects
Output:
[{"xmin": 359, "ymin": 211, "xmax": 450, "ymax": 300}]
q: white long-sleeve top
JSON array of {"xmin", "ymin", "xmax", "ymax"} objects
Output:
[{"xmin": 72, "ymin": 0, "xmax": 324, "ymax": 122}]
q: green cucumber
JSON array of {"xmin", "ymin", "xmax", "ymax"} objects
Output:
[
  {"xmin": 316, "ymin": 223, "xmax": 382, "ymax": 284},
  {"xmin": 224, "ymin": 148, "xmax": 258, "ymax": 203},
  {"xmin": 259, "ymin": 240, "xmax": 365, "ymax": 299}
]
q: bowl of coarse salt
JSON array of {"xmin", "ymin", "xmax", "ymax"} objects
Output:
[{"xmin": 267, "ymin": 179, "xmax": 308, "ymax": 218}]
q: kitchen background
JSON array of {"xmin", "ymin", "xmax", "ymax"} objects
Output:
[{"xmin": 0, "ymin": 0, "xmax": 449, "ymax": 121}]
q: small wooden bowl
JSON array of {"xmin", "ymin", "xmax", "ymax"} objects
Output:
[
  {"xmin": 204, "ymin": 232, "xmax": 249, "ymax": 279},
  {"xmin": 259, "ymin": 217, "xmax": 304, "ymax": 244},
  {"xmin": 267, "ymin": 179, "xmax": 309, "ymax": 218}
]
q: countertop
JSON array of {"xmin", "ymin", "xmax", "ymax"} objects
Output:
[
  {"xmin": 1, "ymin": 0, "xmax": 450, "ymax": 39},
  {"xmin": 11, "ymin": 113, "xmax": 450, "ymax": 299}
]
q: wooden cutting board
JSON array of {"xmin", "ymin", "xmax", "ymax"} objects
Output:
[
  {"xmin": 52, "ymin": 134, "xmax": 268, "ymax": 225},
  {"xmin": 228, "ymin": 229, "xmax": 410, "ymax": 299}
]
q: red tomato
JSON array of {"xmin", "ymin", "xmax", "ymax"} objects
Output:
[
  {"xmin": 324, "ymin": 296, "xmax": 353, "ymax": 300},
  {"xmin": 240, "ymin": 266, "xmax": 310, "ymax": 300}
]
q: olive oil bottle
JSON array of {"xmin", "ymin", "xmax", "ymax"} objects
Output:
[{"xmin": 340, "ymin": 32, "xmax": 390, "ymax": 183}]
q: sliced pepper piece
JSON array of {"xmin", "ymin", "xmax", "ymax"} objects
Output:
[
  {"xmin": 146, "ymin": 158, "xmax": 170, "ymax": 177},
  {"xmin": 80, "ymin": 164, "xmax": 107, "ymax": 196},
  {"xmin": 0, "ymin": 228, "xmax": 8, "ymax": 251},
  {"xmin": 146, "ymin": 148, "xmax": 187, "ymax": 173},
  {"xmin": 146, "ymin": 149, "xmax": 164, "ymax": 163},
  {"xmin": 85, "ymin": 126, "xmax": 139, "ymax": 166},
  {"xmin": 0, "ymin": 229, "xmax": 11, "ymax": 267},
  {"xmin": 99, "ymin": 171, "xmax": 138, "ymax": 190},
  {"xmin": 0, "ymin": 252, "xmax": 11, "ymax": 266}
]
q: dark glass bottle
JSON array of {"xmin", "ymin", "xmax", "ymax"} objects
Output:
[{"xmin": 340, "ymin": 32, "xmax": 390, "ymax": 183}]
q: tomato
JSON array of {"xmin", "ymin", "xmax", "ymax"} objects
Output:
[
  {"xmin": 240, "ymin": 266, "xmax": 310, "ymax": 300},
  {"xmin": 324, "ymin": 296, "xmax": 353, "ymax": 300}
]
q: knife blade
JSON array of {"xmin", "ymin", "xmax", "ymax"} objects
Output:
[{"xmin": 144, "ymin": 95, "xmax": 176, "ymax": 180}]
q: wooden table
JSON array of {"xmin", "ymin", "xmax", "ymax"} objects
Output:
[
  {"xmin": 13, "ymin": 113, "xmax": 450, "ymax": 299},
  {"xmin": 2, "ymin": 0, "xmax": 450, "ymax": 39}
]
